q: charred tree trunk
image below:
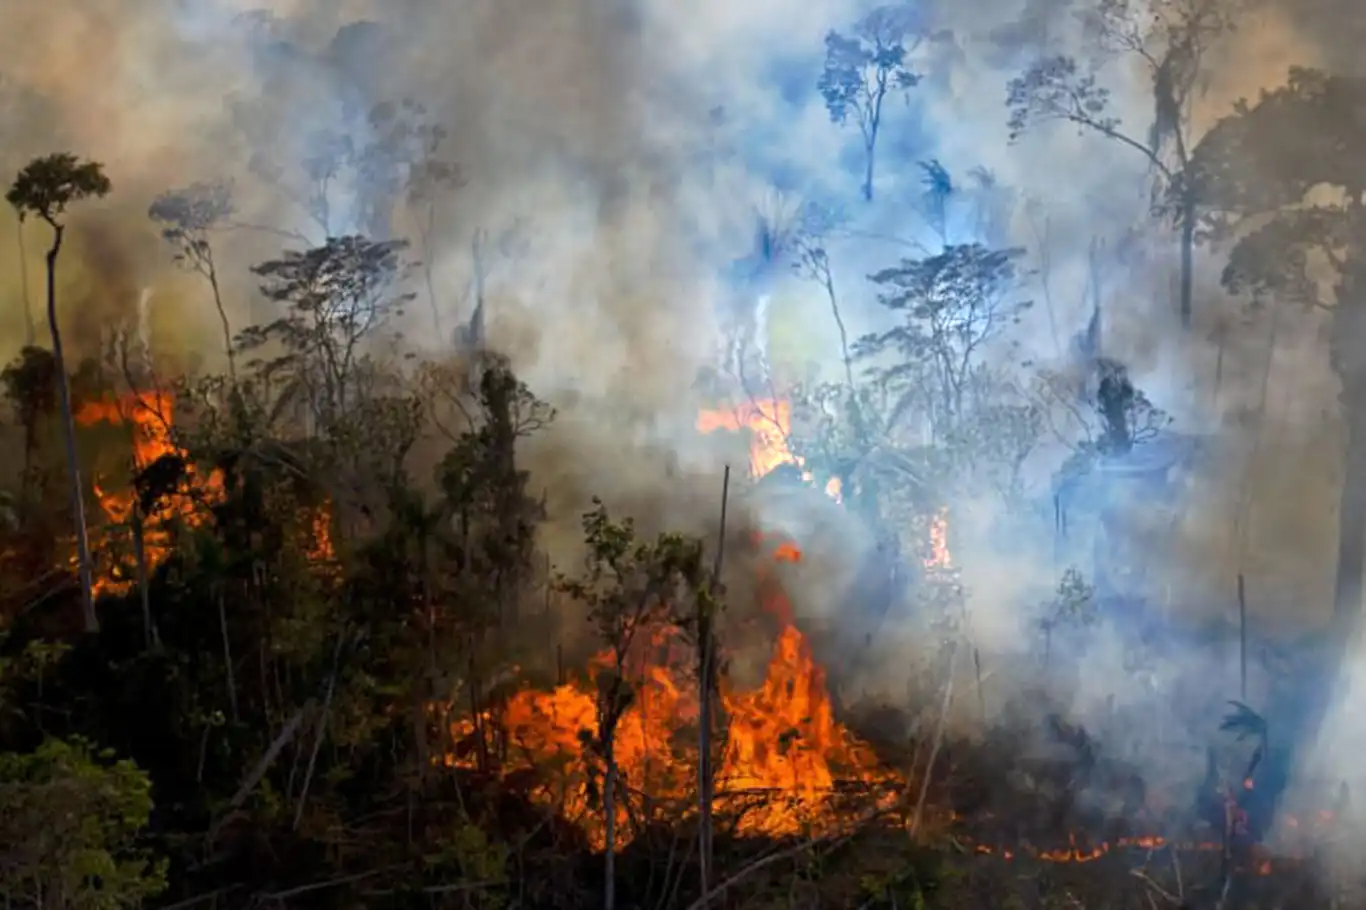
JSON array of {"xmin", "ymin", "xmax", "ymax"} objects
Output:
[{"xmin": 602, "ymin": 740, "xmax": 618, "ymax": 910}]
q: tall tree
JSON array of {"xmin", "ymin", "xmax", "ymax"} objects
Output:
[
  {"xmin": 818, "ymin": 4, "xmax": 922, "ymax": 202},
  {"xmin": 148, "ymin": 181, "xmax": 237, "ymax": 381},
  {"xmin": 6, "ymin": 154, "xmax": 111, "ymax": 633},
  {"xmin": 1005, "ymin": 0, "xmax": 1235, "ymax": 328},
  {"xmin": 1189, "ymin": 67, "xmax": 1366, "ymax": 631}
]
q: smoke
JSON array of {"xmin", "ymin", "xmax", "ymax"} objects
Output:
[{"xmin": 4, "ymin": 0, "xmax": 1365, "ymax": 869}]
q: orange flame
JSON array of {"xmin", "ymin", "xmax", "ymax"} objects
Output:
[
  {"xmin": 696, "ymin": 398, "xmax": 842, "ymax": 500},
  {"xmin": 696, "ymin": 398, "xmax": 797, "ymax": 479},
  {"xmin": 74, "ymin": 392, "xmax": 225, "ymax": 597},
  {"xmin": 448, "ymin": 557, "xmax": 895, "ymax": 848}
]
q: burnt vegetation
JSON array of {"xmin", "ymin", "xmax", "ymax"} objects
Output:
[{"xmin": 0, "ymin": 3, "xmax": 1362, "ymax": 910}]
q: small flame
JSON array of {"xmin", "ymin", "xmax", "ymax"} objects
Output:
[{"xmin": 925, "ymin": 507, "xmax": 951, "ymax": 570}]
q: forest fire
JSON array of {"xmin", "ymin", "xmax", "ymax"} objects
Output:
[
  {"xmin": 444, "ymin": 395, "xmax": 1315, "ymax": 874},
  {"xmin": 695, "ymin": 398, "xmax": 797, "ymax": 479},
  {"xmin": 74, "ymin": 391, "xmax": 224, "ymax": 598},
  {"xmin": 696, "ymin": 397, "xmax": 842, "ymax": 499},
  {"xmin": 72, "ymin": 391, "xmax": 338, "ymax": 597},
  {"xmin": 449, "ymin": 535, "xmax": 898, "ymax": 848},
  {"xmin": 444, "ymin": 397, "xmax": 937, "ymax": 848}
]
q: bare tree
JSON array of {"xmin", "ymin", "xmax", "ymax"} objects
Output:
[
  {"xmin": 1006, "ymin": 0, "xmax": 1236, "ymax": 328},
  {"xmin": 819, "ymin": 5, "xmax": 923, "ymax": 202},
  {"xmin": 7, "ymin": 153, "xmax": 111, "ymax": 632},
  {"xmin": 149, "ymin": 181, "xmax": 237, "ymax": 380}
]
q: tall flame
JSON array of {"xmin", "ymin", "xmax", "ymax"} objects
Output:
[
  {"xmin": 74, "ymin": 392, "xmax": 225, "ymax": 598},
  {"xmin": 444, "ymin": 397, "xmax": 901, "ymax": 847},
  {"xmin": 695, "ymin": 398, "xmax": 797, "ymax": 479},
  {"xmin": 696, "ymin": 397, "xmax": 841, "ymax": 499}
]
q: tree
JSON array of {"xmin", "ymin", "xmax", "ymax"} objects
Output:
[
  {"xmin": 7, "ymin": 153, "xmax": 111, "ymax": 633},
  {"xmin": 855, "ymin": 243, "xmax": 1033, "ymax": 443},
  {"xmin": 238, "ymin": 235, "xmax": 414, "ymax": 427},
  {"xmin": 818, "ymin": 5, "xmax": 922, "ymax": 202},
  {"xmin": 1005, "ymin": 0, "xmax": 1235, "ymax": 328},
  {"xmin": 0, "ymin": 737, "xmax": 166, "ymax": 910},
  {"xmin": 1188, "ymin": 68, "xmax": 1366, "ymax": 630},
  {"xmin": 556, "ymin": 500, "xmax": 706, "ymax": 910},
  {"xmin": 148, "ymin": 180, "xmax": 237, "ymax": 380}
]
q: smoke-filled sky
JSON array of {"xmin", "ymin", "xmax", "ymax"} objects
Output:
[
  {"xmin": 3, "ymin": 0, "xmax": 1365, "ymax": 813},
  {"xmin": 11, "ymin": 0, "xmax": 1366, "ymax": 868}
]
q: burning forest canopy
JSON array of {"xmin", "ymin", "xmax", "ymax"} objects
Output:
[{"xmin": 5, "ymin": 1, "xmax": 1366, "ymax": 908}]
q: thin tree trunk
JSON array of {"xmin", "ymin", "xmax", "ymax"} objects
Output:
[
  {"xmin": 1179, "ymin": 195, "xmax": 1195, "ymax": 329},
  {"xmin": 45, "ymin": 226, "xmax": 97, "ymax": 633},
  {"xmin": 862, "ymin": 140, "xmax": 876, "ymax": 202},
  {"xmin": 16, "ymin": 215, "xmax": 33, "ymax": 347},
  {"xmin": 132, "ymin": 513, "xmax": 154, "ymax": 650},
  {"xmin": 603, "ymin": 743, "xmax": 617, "ymax": 910},
  {"xmin": 293, "ymin": 630, "xmax": 345, "ymax": 831},
  {"xmin": 698, "ymin": 466, "xmax": 730, "ymax": 904},
  {"xmin": 1333, "ymin": 401, "xmax": 1366, "ymax": 629},
  {"xmin": 207, "ymin": 264, "xmax": 235, "ymax": 382},
  {"xmin": 218, "ymin": 583, "xmax": 238, "ymax": 722},
  {"xmin": 18, "ymin": 413, "xmax": 35, "ymax": 526}
]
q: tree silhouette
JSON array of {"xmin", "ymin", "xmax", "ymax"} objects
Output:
[
  {"xmin": 1190, "ymin": 67, "xmax": 1366, "ymax": 631},
  {"xmin": 855, "ymin": 243, "xmax": 1032, "ymax": 441},
  {"xmin": 148, "ymin": 181, "xmax": 237, "ymax": 381},
  {"xmin": 1006, "ymin": 0, "xmax": 1235, "ymax": 328},
  {"xmin": 239, "ymin": 235, "xmax": 413, "ymax": 428},
  {"xmin": 2, "ymin": 346, "xmax": 57, "ymax": 525},
  {"xmin": 6, "ymin": 153, "xmax": 111, "ymax": 632},
  {"xmin": 818, "ymin": 5, "xmax": 922, "ymax": 202}
]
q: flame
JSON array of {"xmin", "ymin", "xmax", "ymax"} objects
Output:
[
  {"xmin": 445, "ymin": 396, "xmax": 901, "ymax": 848},
  {"xmin": 926, "ymin": 507, "xmax": 951, "ymax": 570},
  {"xmin": 448, "ymin": 554, "xmax": 896, "ymax": 848},
  {"xmin": 439, "ymin": 396, "xmax": 1322, "ymax": 868},
  {"xmin": 74, "ymin": 392, "xmax": 225, "ymax": 598},
  {"xmin": 696, "ymin": 398, "xmax": 797, "ymax": 479}
]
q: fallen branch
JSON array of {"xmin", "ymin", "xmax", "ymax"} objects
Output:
[{"xmin": 218, "ymin": 700, "xmax": 313, "ymax": 817}]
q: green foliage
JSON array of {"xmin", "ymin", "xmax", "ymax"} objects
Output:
[{"xmin": 0, "ymin": 737, "xmax": 166, "ymax": 910}]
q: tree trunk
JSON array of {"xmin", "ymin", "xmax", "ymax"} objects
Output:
[
  {"xmin": 862, "ymin": 140, "xmax": 875, "ymax": 203},
  {"xmin": 45, "ymin": 228, "xmax": 97, "ymax": 633},
  {"xmin": 1333, "ymin": 397, "xmax": 1366, "ymax": 629},
  {"xmin": 17, "ymin": 215, "xmax": 34, "ymax": 347},
  {"xmin": 603, "ymin": 746, "xmax": 617, "ymax": 910},
  {"xmin": 1178, "ymin": 195, "xmax": 1195, "ymax": 329},
  {"xmin": 132, "ymin": 514, "xmax": 154, "ymax": 650}
]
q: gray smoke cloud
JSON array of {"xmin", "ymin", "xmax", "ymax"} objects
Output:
[{"xmin": 2, "ymin": 0, "xmax": 1363, "ymax": 868}]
